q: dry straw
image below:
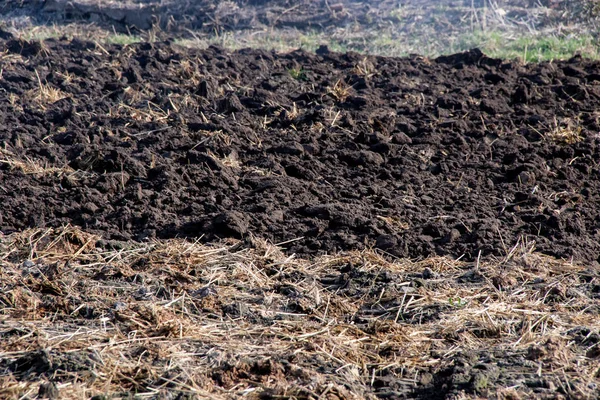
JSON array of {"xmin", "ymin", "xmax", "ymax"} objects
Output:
[{"xmin": 0, "ymin": 227, "xmax": 599, "ymax": 399}]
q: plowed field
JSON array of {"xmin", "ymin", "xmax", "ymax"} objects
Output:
[
  {"xmin": 1, "ymin": 1, "xmax": 600, "ymax": 399},
  {"xmin": 1, "ymin": 36, "xmax": 600, "ymax": 262}
]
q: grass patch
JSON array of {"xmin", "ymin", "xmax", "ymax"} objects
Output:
[
  {"xmin": 456, "ymin": 30, "xmax": 600, "ymax": 62},
  {"xmin": 175, "ymin": 28, "xmax": 600, "ymax": 62},
  {"xmin": 287, "ymin": 66, "xmax": 307, "ymax": 81},
  {"xmin": 103, "ymin": 32, "xmax": 142, "ymax": 45},
  {"xmin": 176, "ymin": 30, "xmax": 350, "ymax": 54},
  {"xmin": 4, "ymin": 16, "xmax": 599, "ymax": 62},
  {"xmin": 6, "ymin": 24, "xmax": 142, "ymax": 45}
]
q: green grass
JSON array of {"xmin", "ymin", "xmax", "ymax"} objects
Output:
[
  {"xmin": 104, "ymin": 33, "xmax": 142, "ymax": 45},
  {"xmin": 8, "ymin": 19, "xmax": 600, "ymax": 62},
  {"xmin": 454, "ymin": 31, "xmax": 600, "ymax": 62},
  {"xmin": 176, "ymin": 30, "xmax": 350, "ymax": 54},
  {"xmin": 7, "ymin": 24, "xmax": 142, "ymax": 45},
  {"xmin": 288, "ymin": 67, "xmax": 308, "ymax": 81}
]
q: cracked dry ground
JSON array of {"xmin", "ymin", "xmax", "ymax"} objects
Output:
[{"xmin": 0, "ymin": 36, "xmax": 600, "ymax": 264}]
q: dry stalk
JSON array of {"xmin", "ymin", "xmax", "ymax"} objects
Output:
[
  {"xmin": 328, "ymin": 79, "xmax": 352, "ymax": 102},
  {"xmin": 25, "ymin": 70, "xmax": 69, "ymax": 110},
  {"xmin": 0, "ymin": 148, "xmax": 74, "ymax": 176}
]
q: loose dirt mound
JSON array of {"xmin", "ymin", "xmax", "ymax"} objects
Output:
[{"xmin": 1, "ymin": 37, "xmax": 600, "ymax": 263}]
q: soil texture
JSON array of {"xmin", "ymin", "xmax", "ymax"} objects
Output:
[{"xmin": 1, "ymin": 36, "xmax": 600, "ymax": 263}]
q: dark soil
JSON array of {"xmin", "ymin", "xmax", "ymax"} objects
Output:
[{"xmin": 1, "ymin": 35, "xmax": 600, "ymax": 263}]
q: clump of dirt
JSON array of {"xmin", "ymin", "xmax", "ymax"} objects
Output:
[{"xmin": 1, "ymin": 37, "xmax": 600, "ymax": 263}]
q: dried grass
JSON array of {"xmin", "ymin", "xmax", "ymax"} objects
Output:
[
  {"xmin": 353, "ymin": 57, "xmax": 375, "ymax": 77},
  {"xmin": 0, "ymin": 148, "xmax": 75, "ymax": 177},
  {"xmin": 24, "ymin": 70, "xmax": 70, "ymax": 111},
  {"xmin": 0, "ymin": 228, "xmax": 599, "ymax": 398},
  {"xmin": 547, "ymin": 124, "xmax": 584, "ymax": 145},
  {"xmin": 328, "ymin": 79, "xmax": 353, "ymax": 102}
]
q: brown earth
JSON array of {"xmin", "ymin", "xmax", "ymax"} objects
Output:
[{"xmin": 1, "ymin": 34, "xmax": 600, "ymax": 263}]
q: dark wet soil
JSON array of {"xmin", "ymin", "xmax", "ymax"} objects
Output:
[
  {"xmin": 1, "ymin": 35, "xmax": 600, "ymax": 263},
  {"xmin": 4, "ymin": 0, "xmax": 380, "ymax": 32}
]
